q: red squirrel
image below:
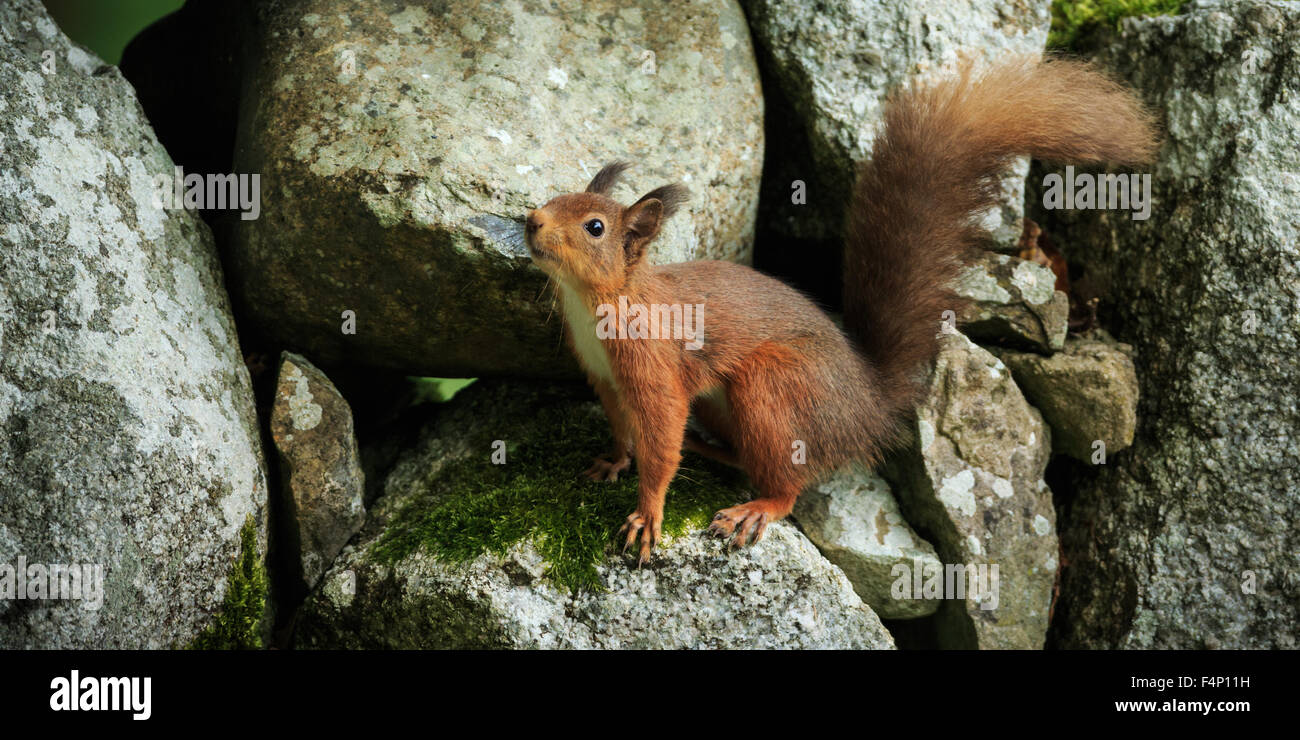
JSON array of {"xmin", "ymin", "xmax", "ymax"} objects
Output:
[{"xmin": 524, "ymin": 57, "xmax": 1156, "ymax": 564}]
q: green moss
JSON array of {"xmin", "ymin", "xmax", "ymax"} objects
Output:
[
  {"xmin": 370, "ymin": 402, "xmax": 747, "ymax": 592},
  {"xmin": 410, "ymin": 377, "xmax": 477, "ymax": 404},
  {"xmin": 189, "ymin": 515, "xmax": 268, "ymax": 650},
  {"xmin": 1049, "ymin": 0, "xmax": 1188, "ymax": 50}
]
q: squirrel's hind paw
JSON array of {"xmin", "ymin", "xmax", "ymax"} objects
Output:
[
  {"xmin": 582, "ymin": 454, "xmax": 632, "ymax": 482},
  {"xmin": 708, "ymin": 503, "xmax": 771, "ymax": 548}
]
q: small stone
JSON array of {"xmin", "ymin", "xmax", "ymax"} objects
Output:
[
  {"xmin": 270, "ymin": 353, "xmax": 366, "ymax": 591},
  {"xmin": 993, "ymin": 332, "xmax": 1140, "ymax": 461},
  {"xmin": 953, "ymin": 252, "xmax": 1069, "ymax": 352}
]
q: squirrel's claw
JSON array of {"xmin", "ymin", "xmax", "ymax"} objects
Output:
[
  {"xmin": 618, "ymin": 510, "xmax": 661, "ymax": 566},
  {"xmin": 708, "ymin": 504, "xmax": 770, "ymax": 548}
]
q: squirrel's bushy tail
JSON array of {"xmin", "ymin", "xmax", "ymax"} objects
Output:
[{"xmin": 843, "ymin": 56, "xmax": 1157, "ymax": 422}]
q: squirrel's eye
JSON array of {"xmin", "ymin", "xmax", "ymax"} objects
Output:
[{"xmin": 583, "ymin": 219, "xmax": 605, "ymax": 237}]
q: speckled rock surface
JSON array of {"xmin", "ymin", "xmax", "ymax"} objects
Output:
[
  {"xmin": 301, "ymin": 522, "xmax": 894, "ymax": 649},
  {"xmin": 1040, "ymin": 0, "xmax": 1300, "ymax": 649},
  {"xmin": 793, "ymin": 465, "xmax": 941, "ymax": 619},
  {"xmin": 271, "ymin": 353, "xmax": 365, "ymax": 591},
  {"xmin": 953, "ymin": 251, "xmax": 1069, "ymax": 353},
  {"xmin": 230, "ymin": 0, "xmax": 764, "ymax": 379},
  {"xmin": 296, "ymin": 382, "xmax": 893, "ymax": 649},
  {"xmin": 886, "ymin": 333, "xmax": 1057, "ymax": 649},
  {"xmin": 742, "ymin": 0, "xmax": 1050, "ymax": 248},
  {"xmin": 0, "ymin": 0, "xmax": 268, "ymax": 648},
  {"xmin": 994, "ymin": 332, "xmax": 1139, "ymax": 462}
]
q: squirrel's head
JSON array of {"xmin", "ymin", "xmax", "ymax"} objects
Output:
[{"xmin": 525, "ymin": 161, "xmax": 688, "ymax": 291}]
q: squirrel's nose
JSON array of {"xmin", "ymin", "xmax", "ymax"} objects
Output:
[{"xmin": 525, "ymin": 210, "xmax": 545, "ymax": 237}]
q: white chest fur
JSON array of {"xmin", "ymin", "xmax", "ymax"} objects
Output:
[{"xmin": 558, "ymin": 282, "xmax": 617, "ymax": 386}]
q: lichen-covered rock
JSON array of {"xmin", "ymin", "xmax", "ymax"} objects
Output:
[
  {"xmin": 742, "ymin": 0, "xmax": 1051, "ymax": 249},
  {"xmin": 229, "ymin": 0, "xmax": 764, "ymax": 378},
  {"xmin": 793, "ymin": 466, "xmax": 941, "ymax": 619},
  {"xmin": 993, "ymin": 332, "xmax": 1139, "ymax": 462},
  {"xmin": 886, "ymin": 333, "xmax": 1057, "ymax": 649},
  {"xmin": 296, "ymin": 381, "xmax": 893, "ymax": 649},
  {"xmin": 953, "ymin": 252, "xmax": 1069, "ymax": 352},
  {"xmin": 302, "ymin": 523, "xmax": 894, "ymax": 649},
  {"xmin": 0, "ymin": 0, "xmax": 268, "ymax": 648},
  {"xmin": 1039, "ymin": 0, "xmax": 1300, "ymax": 648},
  {"xmin": 270, "ymin": 353, "xmax": 365, "ymax": 591}
]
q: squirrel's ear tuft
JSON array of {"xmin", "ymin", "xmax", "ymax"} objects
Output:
[
  {"xmin": 585, "ymin": 161, "xmax": 632, "ymax": 195},
  {"xmin": 632, "ymin": 183, "xmax": 690, "ymax": 220}
]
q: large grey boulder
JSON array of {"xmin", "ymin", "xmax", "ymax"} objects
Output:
[
  {"xmin": 742, "ymin": 0, "xmax": 1051, "ymax": 249},
  {"xmin": 229, "ymin": 0, "xmax": 764, "ymax": 379},
  {"xmin": 886, "ymin": 333, "xmax": 1058, "ymax": 649},
  {"xmin": 1039, "ymin": 0, "xmax": 1300, "ymax": 648},
  {"xmin": 296, "ymin": 382, "xmax": 894, "ymax": 649},
  {"xmin": 0, "ymin": 0, "xmax": 269, "ymax": 648}
]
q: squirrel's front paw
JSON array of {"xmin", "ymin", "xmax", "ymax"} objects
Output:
[
  {"xmin": 582, "ymin": 454, "xmax": 631, "ymax": 482},
  {"xmin": 618, "ymin": 509, "xmax": 662, "ymax": 566}
]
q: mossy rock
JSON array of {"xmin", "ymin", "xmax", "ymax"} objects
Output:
[
  {"xmin": 295, "ymin": 381, "xmax": 894, "ymax": 649},
  {"xmin": 1048, "ymin": 0, "xmax": 1189, "ymax": 51},
  {"xmin": 188, "ymin": 515, "xmax": 270, "ymax": 650}
]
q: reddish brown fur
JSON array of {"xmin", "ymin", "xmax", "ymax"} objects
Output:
[
  {"xmin": 845, "ymin": 57, "xmax": 1158, "ymax": 422},
  {"xmin": 526, "ymin": 57, "xmax": 1157, "ymax": 564}
]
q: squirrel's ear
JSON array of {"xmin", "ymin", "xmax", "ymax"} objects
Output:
[
  {"xmin": 622, "ymin": 198, "xmax": 664, "ymax": 268},
  {"xmin": 622, "ymin": 183, "xmax": 688, "ymax": 268},
  {"xmin": 586, "ymin": 161, "xmax": 631, "ymax": 195}
]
